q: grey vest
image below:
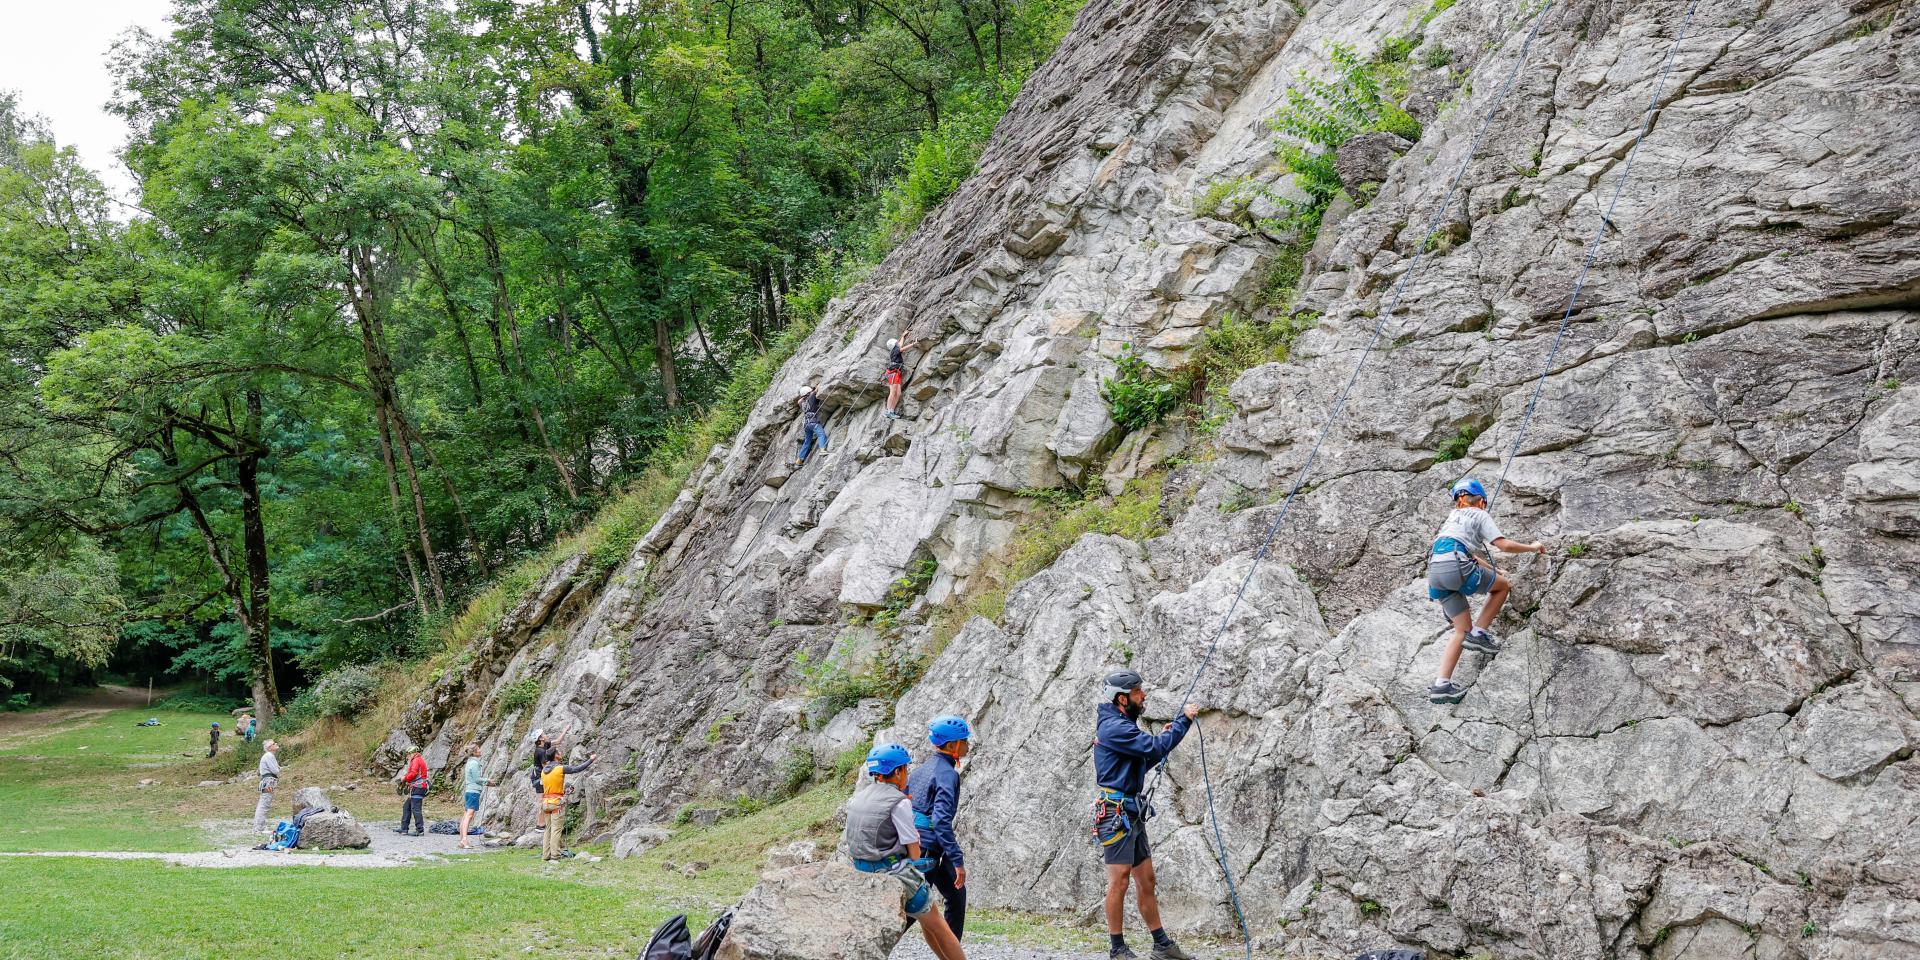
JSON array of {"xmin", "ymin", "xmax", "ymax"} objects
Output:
[{"xmin": 844, "ymin": 779, "xmax": 909, "ymax": 862}]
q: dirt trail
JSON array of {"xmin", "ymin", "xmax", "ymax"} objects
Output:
[{"xmin": 0, "ymin": 684, "xmax": 178, "ymax": 748}]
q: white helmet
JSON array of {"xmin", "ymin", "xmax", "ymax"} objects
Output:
[
  {"xmin": 886, "ymin": 338, "xmax": 899, "ymax": 349},
  {"xmin": 800, "ymin": 385, "xmax": 815, "ymax": 397}
]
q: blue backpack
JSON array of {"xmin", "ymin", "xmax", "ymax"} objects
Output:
[{"xmin": 266, "ymin": 820, "xmax": 300, "ymax": 851}]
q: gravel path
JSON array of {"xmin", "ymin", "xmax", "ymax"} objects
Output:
[
  {"xmin": 2, "ymin": 818, "xmax": 516, "ymax": 869},
  {"xmin": 890, "ymin": 941, "xmax": 1107, "ymax": 960}
]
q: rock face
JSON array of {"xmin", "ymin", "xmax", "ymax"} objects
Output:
[
  {"xmin": 384, "ymin": 0, "xmax": 1920, "ymax": 956},
  {"xmin": 715, "ymin": 862, "xmax": 907, "ymax": 960},
  {"xmin": 298, "ymin": 812, "xmax": 370, "ymax": 850}
]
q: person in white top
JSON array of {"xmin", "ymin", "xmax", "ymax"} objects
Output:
[
  {"xmin": 1425, "ymin": 478, "xmax": 1546, "ymax": 704},
  {"xmin": 253, "ymin": 741, "xmax": 281, "ymax": 833}
]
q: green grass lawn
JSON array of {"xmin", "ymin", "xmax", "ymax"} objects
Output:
[
  {"xmin": 0, "ymin": 698, "xmax": 1113, "ymax": 958},
  {"xmin": 0, "ymin": 704, "xmax": 236, "ymax": 852}
]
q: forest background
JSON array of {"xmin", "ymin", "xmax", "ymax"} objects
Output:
[{"xmin": 0, "ymin": 0, "xmax": 1079, "ymax": 720}]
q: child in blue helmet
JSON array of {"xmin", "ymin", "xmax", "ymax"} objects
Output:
[
  {"xmin": 1427, "ymin": 478, "xmax": 1546, "ymax": 704},
  {"xmin": 907, "ymin": 715, "xmax": 971, "ymax": 939},
  {"xmin": 843, "ymin": 743, "xmax": 966, "ymax": 960}
]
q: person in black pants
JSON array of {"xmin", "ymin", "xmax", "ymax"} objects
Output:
[
  {"xmin": 395, "ymin": 749, "xmax": 429, "ymax": 835},
  {"xmin": 907, "ymin": 715, "xmax": 974, "ymax": 940}
]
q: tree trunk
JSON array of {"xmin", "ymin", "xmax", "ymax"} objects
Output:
[{"xmin": 237, "ymin": 391, "xmax": 280, "ymax": 719}]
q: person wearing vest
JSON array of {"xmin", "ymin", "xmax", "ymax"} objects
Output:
[
  {"xmin": 844, "ymin": 743, "xmax": 965, "ymax": 960},
  {"xmin": 539, "ymin": 751, "xmax": 596, "ymax": 861},
  {"xmin": 528, "ymin": 730, "xmax": 558, "ymax": 829},
  {"xmin": 1425, "ymin": 477, "xmax": 1547, "ymax": 705},
  {"xmin": 1093, "ymin": 670, "xmax": 1197, "ymax": 960},
  {"xmin": 395, "ymin": 750, "xmax": 429, "ymax": 836},
  {"xmin": 906, "ymin": 715, "xmax": 971, "ymax": 940}
]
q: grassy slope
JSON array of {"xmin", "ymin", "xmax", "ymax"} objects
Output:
[{"xmin": 0, "ymin": 701, "xmax": 1105, "ymax": 959}]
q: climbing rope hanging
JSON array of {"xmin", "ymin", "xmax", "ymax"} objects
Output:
[
  {"xmin": 1486, "ymin": 0, "xmax": 1702, "ymax": 513},
  {"xmin": 1134, "ymin": 5, "xmax": 1570, "ymax": 952},
  {"xmin": 1480, "ymin": 0, "xmax": 1701, "ymax": 799}
]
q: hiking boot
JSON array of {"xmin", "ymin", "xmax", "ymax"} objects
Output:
[
  {"xmin": 411, "ymin": 830, "xmax": 425, "ymax": 837},
  {"xmin": 1109, "ymin": 946, "xmax": 1137, "ymax": 960},
  {"xmin": 1428, "ymin": 678, "xmax": 1468, "ymax": 705},
  {"xmin": 391, "ymin": 827, "xmax": 408, "ymax": 834},
  {"xmin": 1150, "ymin": 941, "xmax": 1194, "ymax": 960},
  {"xmin": 1463, "ymin": 628, "xmax": 1502, "ymax": 654}
]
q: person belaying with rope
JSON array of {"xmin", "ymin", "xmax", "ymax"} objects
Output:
[
  {"xmin": 844, "ymin": 743, "xmax": 967, "ymax": 960},
  {"xmin": 790, "ymin": 384, "xmax": 829, "ymax": 468},
  {"xmin": 907, "ymin": 715, "xmax": 972, "ymax": 939},
  {"xmin": 1426, "ymin": 477, "xmax": 1547, "ymax": 704},
  {"xmin": 883, "ymin": 324, "xmax": 911, "ymax": 420},
  {"xmin": 1093, "ymin": 670, "xmax": 1198, "ymax": 960}
]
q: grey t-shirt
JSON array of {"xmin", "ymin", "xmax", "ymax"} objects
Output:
[
  {"xmin": 1434, "ymin": 507, "xmax": 1503, "ymax": 561},
  {"xmin": 258, "ymin": 752, "xmax": 280, "ymax": 783}
]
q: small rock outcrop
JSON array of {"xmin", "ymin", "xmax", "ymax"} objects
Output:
[
  {"xmin": 290, "ymin": 786, "xmax": 332, "ymax": 814},
  {"xmin": 298, "ymin": 812, "xmax": 370, "ymax": 850},
  {"xmin": 1333, "ymin": 131, "xmax": 1413, "ymax": 189},
  {"xmin": 715, "ymin": 862, "xmax": 906, "ymax": 960}
]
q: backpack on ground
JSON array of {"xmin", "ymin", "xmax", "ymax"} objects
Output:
[{"xmin": 638, "ymin": 910, "xmax": 731, "ymax": 960}]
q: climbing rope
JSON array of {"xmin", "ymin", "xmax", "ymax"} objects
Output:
[
  {"xmin": 1486, "ymin": 0, "xmax": 1701, "ymax": 513},
  {"xmin": 1136, "ymin": 5, "xmax": 1567, "ymax": 952},
  {"xmin": 1481, "ymin": 0, "xmax": 1701, "ymax": 801}
]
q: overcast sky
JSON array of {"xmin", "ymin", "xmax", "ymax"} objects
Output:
[{"xmin": 0, "ymin": 0, "xmax": 176, "ymax": 201}]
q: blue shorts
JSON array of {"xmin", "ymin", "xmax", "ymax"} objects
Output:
[
  {"xmin": 1427, "ymin": 554, "xmax": 1490, "ymax": 619},
  {"xmin": 463, "ymin": 790, "xmax": 481, "ymax": 812},
  {"xmin": 904, "ymin": 878, "xmax": 932, "ymax": 916}
]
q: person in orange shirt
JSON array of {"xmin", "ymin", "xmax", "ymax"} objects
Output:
[{"xmin": 539, "ymin": 751, "xmax": 596, "ymax": 860}]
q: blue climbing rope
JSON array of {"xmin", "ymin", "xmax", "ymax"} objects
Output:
[
  {"xmin": 1138, "ymin": 5, "xmax": 1567, "ymax": 953},
  {"xmin": 1487, "ymin": 0, "xmax": 1702, "ymax": 513}
]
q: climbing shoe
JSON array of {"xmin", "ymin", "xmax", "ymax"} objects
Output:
[
  {"xmin": 1463, "ymin": 628, "xmax": 1502, "ymax": 654},
  {"xmin": 1428, "ymin": 679, "xmax": 1468, "ymax": 705},
  {"xmin": 1149, "ymin": 941, "xmax": 1194, "ymax": 960}
]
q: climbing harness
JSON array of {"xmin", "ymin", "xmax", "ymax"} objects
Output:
[{"xmin": 1132, "ymin": 4, "xmax": 1573, "ymax": 953}]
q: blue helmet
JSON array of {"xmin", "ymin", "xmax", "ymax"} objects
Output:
[
  {"xmin": 927, "ymin": 715, "xmax": 972, "ymax": 747},
  {"xmin": 865, "ymin": 742, "xmax": 912, "ymax": 777},
  {"xmin": 1450, "ymin": 478, "xmax": 1486, "ymax": 500}
]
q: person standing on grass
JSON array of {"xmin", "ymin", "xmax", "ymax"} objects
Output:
[
  {"xmin": 395, "ymin": 749, "xmax": 429, "ymax": 836},
  {"xmin": 207, "ymin": 722, "xmax": 221, "ymax": 759},
  {"xmin": 459, "ymin": 743, "xmax": 493, "ymax": 849},
  {"xmin": 529, "ymin": 730, "xmax": 557, "ymax": 831},
  {"xmin": 539, "ymin": 750, "xmax": 596, "ymax": 861},
  {"xmin": 253, "ymin": 740, "xmax": 281, "ymax": 833}
]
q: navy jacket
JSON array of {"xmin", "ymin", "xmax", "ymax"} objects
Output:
[
  {"xmin": 1093, "ymin": 702, "xmax": 1192, "ymax": 798},
  {"xmin": 907, "ymin": 751, "xmax": 964, "ymax": 867}
]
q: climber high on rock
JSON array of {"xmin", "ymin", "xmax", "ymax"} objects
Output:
[
  {"xmin": 790, "ymin": 384, "xmax": 829, "ymax": 468},
  {"xmin": 1093, "ymin": 670, "xmax": 1198, "ymax": 960},
  {"xmin": 1425, "ymin": 477, "xmax": 1548, "ymax": 705}
]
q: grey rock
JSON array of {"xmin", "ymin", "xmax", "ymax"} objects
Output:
[
  {"xmin": 716, "ymin": 862, "xmax": 907, "ymax": 960},
  {"xmin": 764, "ymin": 840, "xmax": 819, "ymax": 871},
  {"xmin": 1333, "ymin": 132, "xmax": 1413, "ymax": 190},
  {"xmin": 291, "ymin": 786, "xmax": 332, "ymax": 814},
  {"xmin": 611, "ymin": 825, "xmax": 671, "ymax": 860},
  {"xmin": 381, "ymin": 0, "xmax": 1920, "ymax": 956},
  {"xmin": 297, "ymin": 812, "xmax": 370, "ymax": 850}
]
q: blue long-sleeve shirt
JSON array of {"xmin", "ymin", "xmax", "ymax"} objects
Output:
[
  {"xmin": 907, "ymin": 751, "xmax": 964, "ymax": 868},
  {"xmin": 1093, "ymin": 702, "xmax": 1192, "ymax": 798}
]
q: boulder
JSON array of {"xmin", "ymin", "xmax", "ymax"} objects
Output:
[
  {"xmin": 611, "ymin": 825, "xmax": 672, "ymax": 860},
  {"xmin": 1332, "ymin": 131, "xmax": 1412, "ymax": 189},
  {"xmin": 716, "ymin": 862, "xmax": 907, "ymax": 960},
  {"xmin": 298, "ymin": 812, "xmax": 370, "ymax": 850},
  {"xmin": 291, "ymin": 786, "xmax": 332, "ymax": 814}
]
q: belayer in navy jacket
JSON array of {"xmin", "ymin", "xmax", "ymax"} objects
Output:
[
  {"xmin": 1093, "ymin": 702, "xmax": 1192, "ymax": 799},
  {"xmin": 907, "ymin": 751, "xmax": 964, "ymax": 868}
]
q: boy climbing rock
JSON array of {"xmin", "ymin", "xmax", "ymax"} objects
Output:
[
  {"xmin": 845, "ymin": 743, "xmax": 966, "ymax": 960},
  {"xmin": 1426, "ymin": 477, "xmax": 1547, "ymax": 705},
  {"xmin": 790, "ymin": 385, "xmax": 829, "ymax": 468}
]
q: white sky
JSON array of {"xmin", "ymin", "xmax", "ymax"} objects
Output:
[{"xmin": 0, "ymin": 0, "xmax": 176, "ymax": 201}]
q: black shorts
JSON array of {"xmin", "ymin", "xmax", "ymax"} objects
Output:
[{"xmin": 1096, "ymin": 806, "xmax": 1151, "ymax": 867}]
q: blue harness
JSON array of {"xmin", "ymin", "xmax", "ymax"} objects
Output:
[{"xmin": 1428, "ymin": 537, "xmax": 1486, "ymax": 600}]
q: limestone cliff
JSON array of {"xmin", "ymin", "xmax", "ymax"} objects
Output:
[{"xmin": 384, "ymin": 0, "xmax": 1920, "ymax": 956}]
